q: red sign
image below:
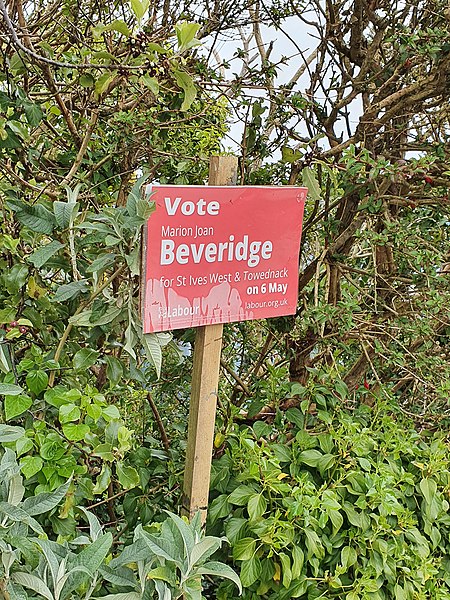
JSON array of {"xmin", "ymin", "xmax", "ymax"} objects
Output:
[{"xmin": 142, "ymin": 186, "xmax": 306, "ymax": 333}]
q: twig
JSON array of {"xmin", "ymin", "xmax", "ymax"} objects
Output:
[
  {"xmin": 220, "ymin": 357, "xmax": 251, "ymax": 396},
  {"xmin": 61, "ymin": 110, "xmax": 99, "ymax": 186},
  {"xmin": 146, "ymin": 392, "xmax": 170, "ymax": 451}
]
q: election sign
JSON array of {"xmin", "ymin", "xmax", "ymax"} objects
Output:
[{"xmin": 142, "ymin": 185, "xmax": 306, "ymax": 333}]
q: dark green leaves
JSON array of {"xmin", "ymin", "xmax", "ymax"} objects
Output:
[
  {"xmin": 7, "ymin": 199, "xmax": 55, "ymax": 233},
  {"xmin": 28, "ymin": 240, "xmax": 65, "ymax": 268},
  {"xmin": 52, "ymin": 280, "xmax": 89, "ymax": 302}
]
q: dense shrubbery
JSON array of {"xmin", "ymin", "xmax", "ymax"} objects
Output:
[
  {"xmin": 209, "ymin": 389, "xmax": 450, "ymax": 600},
  {"xmin": 1, "ymin": 0, "xmax": 450, "ymax": 597}
]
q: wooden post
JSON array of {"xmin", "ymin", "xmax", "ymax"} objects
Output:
[{"xmin": 182, "ymin": 156, "xmax": 238, "ymax": 525}]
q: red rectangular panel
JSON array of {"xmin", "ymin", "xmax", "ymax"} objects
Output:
[{"xmin": 142, "ymin": 185, "xmax": 306, "ymax": 332}]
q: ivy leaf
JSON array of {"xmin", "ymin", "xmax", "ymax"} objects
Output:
[
  {"xmin": 19, "ymin": 455, "xmax": 43, "ymax": 478},
  {"xmin": 59, "ymin": 403, "xmax": 81, "ymax": 423},
  {"xmin": 116, "ymin": 462, "xmax": 140, "ymax": 489}
]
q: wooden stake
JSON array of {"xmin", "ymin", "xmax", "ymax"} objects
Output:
[{"xmin": 182, "ymin": 156, "xmax": 238, "ymax": 524}]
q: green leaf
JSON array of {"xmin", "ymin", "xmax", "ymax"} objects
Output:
[
  {"xmin": 95, "ymin": 72, "xmax": 115, "ymax": 96},
  {"xmin": 0, "ymin": 383, "xmax": 24, "ymax": 396},
  {"xmin": 93, "ymin": 594, "xmax": 141, "ymax": 600},
  {"xmin": 279, "ymin": 552, "xmax": 292, "ymax": 588},
  {"xmin": 281, "ymin": 146, "xmax": 302, "ymax": 164},
  {"xmin": 7, "ymin": 199, "xmax": 55, "ymax": 233},
  {"xmin": 93, "ymin": 464, "xmax": 111, "ymax": 494},
  {"xmin": 73, "ymin": 348, "xmax": 100, "ymax": 371},
  {"xmin": 228, "ymin": 485, "xmax": 257, "ymax": 506},
  {"xmin": 26, "ymin": 370, "xmax": 48, "ymax": 395},
  {"xmin": 79, "ymin": 73, "xmax": 95, "ymax": 87},
  {"xmin": 73, "ymin": 532, "xmax": 113, "ymax": 573},
  {"xmin": 173, "ymin": 69, "xmax": 197, "ymax": 111},
  {"xmin": 196, "ymin": 561, "xmax": 242, "ymax": 593},
  {"xmin": 272, "ymin": 444, "xmax": 292, "ymax": 463},
  {"xmin": 140, "ymin": 74, "xmax": 159, "ymax": 95},
  {"xmin": 59, "ymin": 403, "xmax": 81, "ymax": 423},
  {"xmin": 8, "ymin": 473, "xmax": 25, "ymax": 506},
  {"xmin": 130, "ymin": 0, "xmax": 150, "ymax": 22},
  {"xmin": 175, "ymin": 22, "xmax": 201, "ymax": 52},
  {"xmin": 62, "ymin": 423, "xmax": 90, "ymax": 441},
  {"xmin": 302, "ymin": 167, "xmax": 322, "ymax": 201},
  {"xmin": 94, "ymin": 19, "xmax": 132, "ymax": 37},
  {"xmin": 291, "ymin": 545, "xmax": 304, "ymax": 579},
  {"xmin": 87, "ymin": 403, "xmax": 103, "ymax": 421},
  {"xmin": 22, "ymin": 100, "xmax": 43, "ymax": 127},
  {"xmin": 298, "ymin": 449, "xmax": 323, "ymax": 467},
  {"xmin": 147, "ymin": 42, "xmax": 167, "ymax": 53},
  {"xmin": 238, "ymin": 555, "xmax": 261, "ymax": 587},
  {"xmin": 104, "ymin": 356, "xmax": 124, "ymax": 387},
  {"xmin": 5, "ymin": 394, "xmax": 32, "ymax": 420},
  {"xmin": 141, "ymin": 332, "xmax": 167, "ymax": 378},
  {"xmin": 28, "ymin": 240, "xmax": 65, "ymax": 269},
  {"xmin": 420, "ymin": 478, "xmax": 437, "ymax": 505},
  {"xmin": 53, "ymin": 199, "xmax": 79, "ymax": 229},
  {"xmin": 87, "ymin": 306, "xmax": 122, "ymax": 326},
  {"xmin": 16, "ymin": 436, "xmax": 33, "ymax": 457},
  {"xmin": 22, "ymin": 479, "xmax": 71, "ymax": 515},
  {"xmin": 86, "ymin": 253, "xmax": 116, "ymax": 273},
  {"xmin": 92, "ymin": 443, "xmax": 114, "ymax": 461},
  {"xmin": 233, "ymin": 537, "xmax": 256, "ymax": 561},
  {"xmin": 12, "ymin": 573, "xmax": 53, "ymax": 600},
  {"xmin": 19, "ymin": 455, "xmax": 43, "ymax": 478},
  {"xmin": 341, "ymin": 546, "xmax": 358, "ymax": 569},
  {"xmin": 139, "ymin": 528, "xmax": 181, "ymax": 564},
  {"xmin": 116, "ymin": 462, "xmax": 140, "ymax": 489},
  {"xmin": 0, "ymin": 501, "xmax": 44, "ymax": 534},
  {"xmin": 189, "ymin": 536, "xmax": 222, "ymax": 568},
  {"xmin": 52, "ymin": 280, "xmax": 89, "ymax": 302},
  {"xmin": 108, "ymin": 538, "xmax": 150, "ymax": 569},
  {"xmin": 247, "ymin": 493, "xmax": 267, "ymax": 521}
]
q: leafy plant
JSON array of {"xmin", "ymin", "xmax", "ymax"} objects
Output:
[{"xmin": 209, "ymin": 391, "xmax": 450, "ymax": 600}]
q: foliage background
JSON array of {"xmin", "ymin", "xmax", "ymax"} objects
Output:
[{"xmin": 0, "ymin": 0, "xmax": 450, "ymax": 598}]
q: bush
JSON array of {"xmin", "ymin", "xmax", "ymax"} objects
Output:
[{"xmin": 208, "ymin": 396, "xmax": 450, "ymax": 599}]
